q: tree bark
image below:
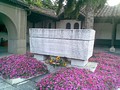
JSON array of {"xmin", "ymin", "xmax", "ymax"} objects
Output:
[{"xmin": 85, "ymin": 5, "xmax": 94, "ymax": 29}]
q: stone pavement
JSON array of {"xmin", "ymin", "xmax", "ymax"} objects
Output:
[
  {"xmin": 0, "ymin": 77, "xmax": 36, "ymax": 90},
  {"xmin": 0, "ymin": 74, "xmax": 49, "ymax": 90},
  {"xmin": 0, "ymin": 78, "xmax": 36, "ymax": 90}
]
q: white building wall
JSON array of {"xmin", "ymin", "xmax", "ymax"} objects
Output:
[
  {"xmin": 94, "ymin": 23, "xmax": 120, "ymax": 40},
  {"xmin": 56, "ymin": 20, "xmax": 81, "ymax": 29},
  {"xmin": 94, "ymin": 23, "xmax": 113, "ymax": 39},
  {"xmin": 0, "ymin": 2, "xmax": 27, "ymax": 54}
]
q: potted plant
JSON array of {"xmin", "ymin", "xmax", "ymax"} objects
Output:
[
  {"xmin": 46, "ymin": 56, "xmax": 67, "ymax": 67},
  {"xmin": 45, "ymin": 56, "xmax": 68, "ymax": 73}
]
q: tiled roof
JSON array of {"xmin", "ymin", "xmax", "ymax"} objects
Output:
[
  {"xmin": 29, "ymin": 6, "xmax": 57, "ymax": 18},
  {"xmin": 0, "ymin": 0, "xmax": 57, "ymax": 19},
  {"xmin": 2, "ymin": 0, "xmax": 120, "ymax": 19},
  {"xmin": 95, "ymin": 5, "xmax": 120, "ymax": 18},
  {"xmin": 80, "ymin": 5, "xmax": 120, "ymax": 18}
]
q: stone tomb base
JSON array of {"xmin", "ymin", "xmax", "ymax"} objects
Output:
[
  {"xmin": 34, "ymin": 54, "xmax": 47, "ymax": 61},
  {"xmin": 45, "ymin": 63, "xmax": 64, "ymax": 73},
  {"xmin": 34, "ymin": 54, "xmax": 98, "ymax": 73},
  {"xmin": 35, "ymin": 55, "xmax": 89, "ymax": 67},
  {"xmin": 45, "ymin": 62, "xmax": 98, "ymax": 73},
  {"xmin": 67, "ymin": 62, "xmax": 98, "ymax": 72},
  {"xmin": 34, "ymin": 55, "xmax": 98, "ymax": 72},
  {"xmin": 68, "ymin": 58, "xmax": 88, "ymax": 67}
]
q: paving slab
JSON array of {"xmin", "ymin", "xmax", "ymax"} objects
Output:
[
  {"xmin": 0, "ymin": 82, "xmax": 11, "ymax": 89},
  {"xmin": 31, "ymin": 74, "xmax": 49, "ymax": 83},
  {"xmin": 0, "ymin": 78, "xmax": 38, "ymax": 90},
  {"xmin": 84, "ymin": 62, "xmax": 98, "ymax": 72},
  {"xmin": 1, "ymin": 86, "xmax": 17, "ymax": 90},
  {"xmin": 0, "ymin": 78, "xmax": 4, "ymax": 83},
  {"xmin": 16, "ymin": 80, "xmax": 36, "ymax": 90}
]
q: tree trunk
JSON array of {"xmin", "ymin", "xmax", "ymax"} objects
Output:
[{"xmin": 85, "ymin": 5, "xmax": 94, "ymax": 29}]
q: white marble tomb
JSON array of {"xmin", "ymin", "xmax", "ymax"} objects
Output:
[{"xmin": 30, "ymin": 28, "xmax": 95, "ymax": 66}]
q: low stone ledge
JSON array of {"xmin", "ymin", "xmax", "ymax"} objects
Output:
[
  {"xmin": 84, "ymin": 62, "xmax": 98, "ymax": 72},
  {"xmin": 0, "ymin": 77, "xmax": 26, "ymax": 85},
  {"xmin": 0, "ymin": 74, "xmax": 46, "ymax": 85}
]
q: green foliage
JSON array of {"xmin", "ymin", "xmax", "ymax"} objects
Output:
[
  {"xmin": 42, "ymin": 0, "xmax": 57, "ymax": 10},
  {"xmin": 23, "ymin": 0, "xmax": 57, "ymax": 10},
  {"xmin": 23, "ymin": 0, "xmax": 42, "ymax": 7},
  {"xmin": 65, "ymin": 0, "xmax": 88, "ymax": 19},
  {"xmin": 64, "ymin": 0, "xmax": 76, "ymax": 17},
  {"xmin": 86, "ymin": 0, "xmax": 107, "ymax": 9},
  {"xmin": 56, "ymin": 0, "xmax": 64, "ymax": 14},
  {"xmin": 57, "ymin": 0, "xmax": 107, "ymax": 19},
  {"xmin": 34, "ymin": 0, "xmax": 42, "ymax": 7}
]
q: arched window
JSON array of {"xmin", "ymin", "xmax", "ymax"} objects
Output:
[
  {"xmin": 74, "ymin": 23, "xmax": 79, "ymax": 29},
  {"xmin": 66, "ymin": 23, "xmax": 71, "ymax": 29},
  {"xmin": 48, "ymin": 23, "xmax": 52, "ymax": 28}
]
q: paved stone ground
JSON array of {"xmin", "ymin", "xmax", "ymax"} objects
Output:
[
  {"xmin": 0, "ymin": 77, "xmax": 39, "ymax": 90},
  {"xmin": 0, "ymin": 74, "xmax": 50, "ymax": 90},
  {"xmin": 0, "ymin": 78, "xmax": 35, "ymax": 90},
  {"xmin": 94, "ymin": 46, "xmax": 120, "ymax": 54}
]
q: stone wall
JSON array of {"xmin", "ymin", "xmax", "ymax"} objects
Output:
[
  {"xmin": 30, "ymin": 29, "xmax": 95, "ymax": 66},
  {"xmin": 0, "ymin": 2, "xmax": 27, "ymax": 54}
]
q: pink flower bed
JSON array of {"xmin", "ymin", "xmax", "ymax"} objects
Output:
[
  {"xmin": 90, "ymin": 52, "xmax": 120, "ymax": 88},
  {"xmin": 37, "ymin": 52, "xmax": 120, "ymax": 90},
  {"xmin": 0, "ymin": 54, "xmax": 48, "ymax": 79}
]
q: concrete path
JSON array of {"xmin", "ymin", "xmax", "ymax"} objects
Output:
[
  {"xmin": 0, "ymin": 78, "xmax": 36, "ymax": 90},
  {"xmin": 0, "ymin": 74, "xmax": 49, "ymax": 90}
]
